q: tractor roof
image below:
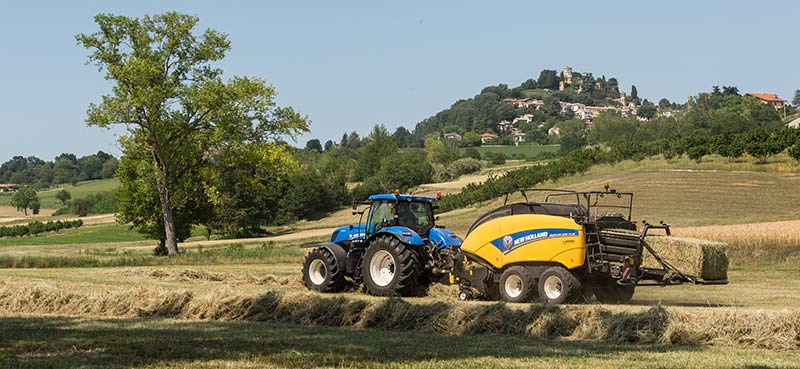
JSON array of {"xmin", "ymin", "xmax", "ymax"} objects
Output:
[{"xmin": 368, "ymin": 194, "xmax": 436, "ymax": 202}]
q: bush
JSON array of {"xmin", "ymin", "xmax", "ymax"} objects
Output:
[
  {"xmin": 483, "ymin": 152, "xmax": 507, "ymax": 165},
  {"xmin": 790, "ymin": 141, "xmax": 800, "ymax": 161},
  {"xmin": 70, "ymin": 191, "xmax": 119, "ymax": 216},
  {"xmin": 447, "ymin": 158, "xmax": 482, "ymax": 178},
  {"xmin": 0, "ymin": 219, "xmax": 83, "ymax": 238},
  {"xmin": 463, "ymin": 147, "xmax": 481, "ymax": 160}
]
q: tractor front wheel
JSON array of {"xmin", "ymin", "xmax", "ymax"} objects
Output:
[
  {"xmin": 302, "ymin": 247, "xmax": 346, "ymax": 293},
  {"xmin": 362, "ymin": 236, "xmax": 426, "ymax": 297}
]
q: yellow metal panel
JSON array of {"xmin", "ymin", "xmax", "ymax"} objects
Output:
[{"xmin": 461, "ymin": 214, "xmax": 585, "ymax": 269}]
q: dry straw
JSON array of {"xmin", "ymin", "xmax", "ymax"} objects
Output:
[
  {"xmin": 1, "ymin": 281, "xmax": 797, "ymax": 350},
  {"xmin": 645, "ymin": 236, "xmax": 729, "ymax": 280}
]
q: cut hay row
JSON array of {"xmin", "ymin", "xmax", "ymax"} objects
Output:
[
  {"xmin": 1, "ymin": 281, "xmax": 797, "ymax": 350},
  {"xmin": 107, "ymin": 268, "xmax": 303, "ymax": 287}
]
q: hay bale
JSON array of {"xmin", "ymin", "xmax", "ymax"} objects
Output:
[{"xmin": 644, "ymin": 236, "xmax": 729, "ymax": 280}]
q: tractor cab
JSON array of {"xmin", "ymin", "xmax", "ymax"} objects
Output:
[
  {"xmin": 365, "ymin": 194, "xmax": 435, "ymax": 235},
  {"xmin": 329, "ymin": 192, "xmax": 461, "ymax": 250}
]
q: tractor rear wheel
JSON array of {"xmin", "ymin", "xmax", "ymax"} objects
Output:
[
  {"xmin": 537, "ymin": 266, "xmax": 582, "ymax": 304},
  {"xmin": 499, "ymin": 266, "xmax": 535, "ymax": 303},
  {"xmin": 362, "ymin": 236, "xmax": 426, "ymax": 297},
  {"xmin": 302, "ymin": 247, "xmax": 346, "ymax": 293},
  {"xmin": 593, "ymin": 280, "xmax": 635, "ymax": 304}
]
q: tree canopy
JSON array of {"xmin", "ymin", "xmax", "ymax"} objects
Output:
[{"xmin": 77, "ymin": 12, "xmax": 308, "ymax": 255}]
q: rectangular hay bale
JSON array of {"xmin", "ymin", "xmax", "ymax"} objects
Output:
[{"xmin": 642, "ymin": 236, "xmax": 729, "ymax": 281}]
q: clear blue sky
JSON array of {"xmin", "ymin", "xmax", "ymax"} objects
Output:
[{"xmin": 0, "ymin": 0, "xmax": 797, "ymax": 161}]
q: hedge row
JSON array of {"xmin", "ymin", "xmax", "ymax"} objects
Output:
[
  {"xmin": 0, "ymin": 220, "xmax": 84, "ymax": 238},
  {"xmin": 438, "ymin": 148, "xmax": 617, "ymax": 212}
]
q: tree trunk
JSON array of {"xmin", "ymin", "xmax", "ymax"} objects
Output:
[
  {"xmin": 153, "ymin": 151, "xmax": 179, "ymax": 256},
  {"xmin": 159, "ymin": 191, "xmax": 179, "ymax": 256}
]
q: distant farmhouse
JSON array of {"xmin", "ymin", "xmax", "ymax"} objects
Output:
[
  {"xmin": 480, "ymin": 132, "xmax": 498, "ymax": 144},
  {"xmin": 746, "ymin": 93, "xmax": 786, "ymax": 110},
  {"xmin": 0, "ymin": 184, "xmax": 19, "ymax": 193},
  {"xmin": 443, "ymin": 132, "xmax": 462, "ymax": 141}
]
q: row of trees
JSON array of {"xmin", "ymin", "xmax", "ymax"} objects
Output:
[
  {"xmin": 0, "ymin": 152, "xmax": 118, "ymax": 188},
  {"xmin": 0, "ymin": 220, "xmax": 83, "ymax": 238}
]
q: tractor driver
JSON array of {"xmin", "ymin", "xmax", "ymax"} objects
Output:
[{"xmin": 396, "ymin": 202, "xmax": 432, "ymax": 233}]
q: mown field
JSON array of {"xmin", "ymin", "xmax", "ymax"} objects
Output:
[
  {"xmin": 459, "ymin": 144, "xmax": 560, "ymax": 157},
  {"xmin": 1, "ymin": 155, "xmax": 799, "ymax": 368},
  {"xmin": 0, "ymin": 178, "xmax": 119, "ymax": 210}
]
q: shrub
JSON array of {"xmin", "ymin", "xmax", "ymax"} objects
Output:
[
  {"xmin": 447, "ymin": 158, "xmax": 482, "ymax": 178},
  {"xmin": 483, "ymin": 152, "xmax": 507, "ymax": 165}
]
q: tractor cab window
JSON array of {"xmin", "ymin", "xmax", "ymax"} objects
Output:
[
  {"xmin": 396, "ymin": 201, "xmax": 434, "ymax": 234},
  {"xmin": 368, "ymin": 201, "xmax": 394, "ymax": 233}
]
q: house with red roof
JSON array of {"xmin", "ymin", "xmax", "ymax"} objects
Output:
[
  {"xmin": 480, "ymin": 132, "xmax": 498, "ymax": 144},
  {"xmin": 746, "ymin": 93, "xmax": 786, "ymax": 110}
]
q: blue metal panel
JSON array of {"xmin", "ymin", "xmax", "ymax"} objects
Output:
[
  {"xmin": 372, "ymin": 226, "xmax": 425, "ymax": 246},
  {"xmin": 330, "ymin": 224, "xmax": 366, "ymax": 244},
  {"xmin": 427, "ymin": 227, "xmax": 463, "ymax": 249},
  {"xmin": 368, "ymin": 194, "xmax": 436, "ymax": 203}
]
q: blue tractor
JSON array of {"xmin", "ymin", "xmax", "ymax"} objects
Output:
[{"xmin": 302, "ymin": 193, "xmax": 462, "ymax": 296}]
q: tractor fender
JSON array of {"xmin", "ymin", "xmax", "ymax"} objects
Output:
[
  {"xmin": 316, "ymin": 242, "xmax": 348, "ymax": 271},
  {"xmin": 428, "ymin": 227, "xmax": 462, "ymax": 249},
  {"xmin": 366, "ymin": 227, "xmax": 425, "ymax": 246}
]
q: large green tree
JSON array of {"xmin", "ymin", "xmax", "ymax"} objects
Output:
[
  {"xmin": 354, "ymin": 125, "xmax": 397, "ymax": 180},
  {"xmin": 77, "ymin": 13, "xmax": 307, "ymax": 255},
  {"xmin": 793, "ymin": 89, "xmax": 800, "ymax": 108},
  {"xmin": 10, "ymin": 187, "xmax": 39, "ymax": 216}
]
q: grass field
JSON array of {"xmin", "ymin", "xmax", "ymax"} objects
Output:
[
  {"xmin": 460, "ymin": 144, "xmax": 560, "ymax": 157},
  {"xmin": 0, "ymin": 178, "xmax": 119, "ymax": 209},
  {"xmin": 0, "ymin": 224, "xmax": 146, "ymax": 247},
  {"xmin": 0, "ymin": 155, "xmax": 799, "ymax": 367}
]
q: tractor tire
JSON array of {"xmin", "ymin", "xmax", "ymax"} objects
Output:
[
  {"xmin": 537, "ymin": 266, "xmax": 582, "ymax": 304},
  {"xmin": 302, "ymin": 247, "xmax": 346, "ymax": 293},
  {"xmin": 593, "ymin": 281, "xmax": 636, "ymax": 304},
  {"xmin": 499, "ymin": 266, "xmax": 536, "ymax": 303},
  {"xmin": 362, "ymin": 236, "xmax": 426, "ymax": 297}
]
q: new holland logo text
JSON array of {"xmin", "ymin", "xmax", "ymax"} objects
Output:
[{"xmin": 491, "ymin": 228, "xmax": 579, "ymax": 254}]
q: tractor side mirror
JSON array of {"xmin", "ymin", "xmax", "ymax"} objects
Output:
[
  {"xmin": 349, "ymin": 225, "xmax": 353, "ymax": 230},
  {"xmin": 435, "ymin": 216, "xmax": 440, "ymax": 221}
]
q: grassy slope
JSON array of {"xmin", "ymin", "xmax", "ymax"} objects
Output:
[
  {"xmin": 0, "ymin": 224, "xmax": 146, "ymax": 247},
  {"xmin": 459, "ymin": 144, "xmax": 560, "ymax": 156},
  {"xmin": 0, "ymin": 178, "xmax": 119, "ymax": 209},
  {"xmin": 2, "ymin": 316, "xmax": 798, "ymax": 369}
]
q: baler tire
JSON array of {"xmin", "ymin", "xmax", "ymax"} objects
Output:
[
  {"xmin": 537, "ymin": 266, "xmax": 582, "ymax": 304},
  {"xmin": 302, "ymin": 247, "xmax": 346, "ymax": 293},
  {"xmin": 362, "ymin": 236, "xmax": 425, "ymax": 297},
  {"xmin": 499, "ymin": 266, "xmax": 536, "ymax": 303}
]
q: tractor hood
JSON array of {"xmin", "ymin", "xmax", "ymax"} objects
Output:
[{"xmin": 330, "ymin": 224, "xmax": 366, "ymax": 244}]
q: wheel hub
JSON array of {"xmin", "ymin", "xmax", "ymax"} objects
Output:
[
  {"xmin": 543, "ymin": 275, "xmax": 563, "ymax": 300},
  {"xmin": 504, "ymin": 275, "xmax": 523, "ymax": 298},
  {"xmin": 308, "ymin": 259, "xmax": 327, "ymax": 286},
  {"xmin": 369, "ymin": 250, "xmax": 396, "ymax": 287}
]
